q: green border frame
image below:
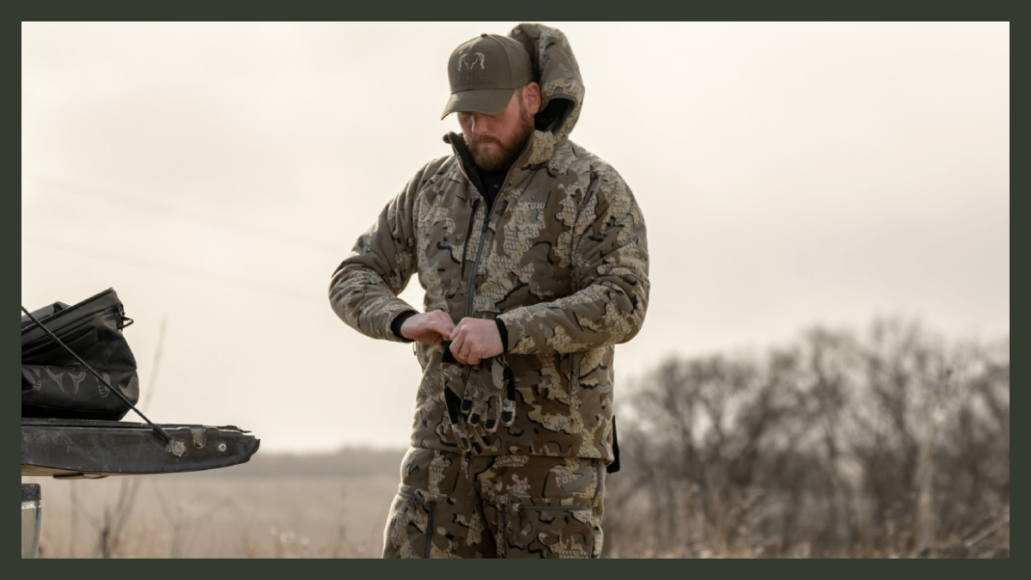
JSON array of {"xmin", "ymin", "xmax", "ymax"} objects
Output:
[{"xmin": 7, "ymin": 1, "xmax": 1018, "ymax": 578}]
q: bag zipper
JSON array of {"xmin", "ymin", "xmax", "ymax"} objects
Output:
[{"xmin": 22, "ymin": 304, "xmax": 124, "ymax": 354}]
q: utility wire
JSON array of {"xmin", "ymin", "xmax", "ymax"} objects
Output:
[
  {"xmin": 24, "ymin": 235, "xmax": 326, "ymax": 306},
  {"xmin": 31, "ymin": 176, "xmax": 343, "ymax": 255}
]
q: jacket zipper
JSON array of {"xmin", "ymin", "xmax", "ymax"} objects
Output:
[
  {"xmin": 450, "ymin": 130, "xmax": 523, "ymax": 319},
  {"xmin": 459, "ymin": 198, "xmax": 480, "ymax": 280},
  {"xmin": 465, "ymin": 189, "xmax": 510, "ymax": 318},
  {"xmin": 465, "ymin": 209, "xmax": 491, "ymax": 317}
]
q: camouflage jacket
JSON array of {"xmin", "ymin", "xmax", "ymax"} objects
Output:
[{"xmin": 329, "ymin": 24, "xmax": 649, "ymax": 463}]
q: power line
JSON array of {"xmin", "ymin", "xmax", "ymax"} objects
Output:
[
  {"xmin": 24, "ymin": 234, "xmax": 326, "ymax": 305},
  {"xmin": 31, "ymin": 176, "xmax": 344, "ymax": 255}
]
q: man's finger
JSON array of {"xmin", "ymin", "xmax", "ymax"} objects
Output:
[
  {"xmin": 434, "ymin": 311, "xmax": 456, "ymax": 331},
  {"xmin": 450, "ymin": 331, "xmax": 465, "ymax": 359},
  {"xmin": 434, "ymin": 321, "xmax": 452, "ymax": 339}
]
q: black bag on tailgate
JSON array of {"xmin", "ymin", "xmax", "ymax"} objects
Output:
[{"xmin": 21, "ymin": 288, "xmax": 140, "ymax": 421}]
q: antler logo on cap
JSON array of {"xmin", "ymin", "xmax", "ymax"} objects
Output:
[{"xmin": 457, "ymin": 52, "xmax": 486, "ymax": 71}]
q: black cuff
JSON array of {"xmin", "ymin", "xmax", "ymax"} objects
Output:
[
  {"xmin": 391, "ymin": 311, "xmax": 418, "ymax": 342},
  {"xmin": 495, "ymin": 318, "xmax": 509, "ymax": 352}
]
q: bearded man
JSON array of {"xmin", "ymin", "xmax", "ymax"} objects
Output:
[{"xmin": 329, "ymin": 23, "xmax": 649, "ymax": 559}]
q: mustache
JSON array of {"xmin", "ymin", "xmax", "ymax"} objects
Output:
[{"xmin": 468, "ymin": 136, "xmax": 502, "ymax": 147}]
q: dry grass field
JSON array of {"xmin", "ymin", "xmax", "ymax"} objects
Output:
[
  {"xmin": 26, "ymin": 448, "xmax": 406, "ymax": 558},
  {"xmin": 24, "ymin": 318, "xmax": 1009, "ymax": 559}
]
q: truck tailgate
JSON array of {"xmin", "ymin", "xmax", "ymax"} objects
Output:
[{"xmin": 22, "ymin": 418, "xmax": 260, "ymax": 478}]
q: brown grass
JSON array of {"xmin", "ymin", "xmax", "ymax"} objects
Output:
[
  {"xmin": 27, "ymin": 450, "xmax": 403, "ymax": 558},
  {"xmin": 25, "ymin": 317, "xmax": 1009, "ymax": 559}
]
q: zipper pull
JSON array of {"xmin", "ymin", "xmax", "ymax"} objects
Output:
[
  {"xmin": 482, "ymin": 198, "xmax": 509, "ymax": 233},
  {"xmin": 117, "ymin": 304, "xmax": 134, "ymax": 329}
]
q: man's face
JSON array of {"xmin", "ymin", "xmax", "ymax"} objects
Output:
[{"xmin": 458, "ymin": 89, "xmax": 535, "ymax": 172}]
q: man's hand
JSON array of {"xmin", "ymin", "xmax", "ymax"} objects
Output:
[
  {"xmin": 400, "ymin": 311, "xmax": 455, "ymax": 348},
  {"xmin": 449, "ymin": 318, "xmax": 503, "ymax": 365}
]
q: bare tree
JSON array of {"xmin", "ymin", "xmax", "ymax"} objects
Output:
[{"xmin": 604, "ymin": 317, "xmax": 1008, "ymax": 558}]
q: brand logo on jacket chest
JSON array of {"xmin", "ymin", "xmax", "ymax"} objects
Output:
[{"xmin": 517, "ymin": 201, "xmax": 546, "ymax": 210}]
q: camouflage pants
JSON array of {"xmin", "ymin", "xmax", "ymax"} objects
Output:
[{"xmin": 382, "ymin": 448, "xmax": 606, "ymax": 558}]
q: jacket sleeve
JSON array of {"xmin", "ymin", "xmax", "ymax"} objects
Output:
[
  {"xmin": 328, "ymin": 165, "xmax": 431, "ymax": 342},
  {"xmin": 497, "ymin": 169, "xmax": 649, "ymax": 355}
]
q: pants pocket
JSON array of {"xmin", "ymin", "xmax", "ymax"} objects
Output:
[
  {"xmin": 383, "ymin": 489, "xmax": 487, "ymax": 558},
  {"xmin": 504, "ymin": 502, "xmax": 597, "ymax": 559},
  {"xmin": 383, "ymin": 490, "xmax": 438, "ymax": 558}
]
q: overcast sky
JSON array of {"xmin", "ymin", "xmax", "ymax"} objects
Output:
[{"xmin": 21, "ymin": 22, "xmax": 1008, "ymax": 452}]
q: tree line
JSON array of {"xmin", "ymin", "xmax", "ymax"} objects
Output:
[{"xmin": 603, "ymin": 317, "xmax": 1009, "ymax": 558}]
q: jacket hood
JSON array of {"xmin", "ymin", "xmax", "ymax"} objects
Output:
[
  {"xmin": 443, "ymin": 24, "xmax": 585, "ymax": 183},
  {"xmin": 508, "ymin": 23, "xmax": 585, "ymax": 166}
]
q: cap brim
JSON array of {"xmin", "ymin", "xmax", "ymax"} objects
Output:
[{"xmin": 441, "ymin": 88, "xmax": 516, "ymax": 120}]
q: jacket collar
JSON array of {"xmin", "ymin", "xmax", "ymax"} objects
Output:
[{"xmin": 444, "ymin": 132, "xmax": 487, "ymax": 201}]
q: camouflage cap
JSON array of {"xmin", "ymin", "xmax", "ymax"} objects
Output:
[{"xmin": 441, "ymin": 33, "xmax": 534, "ymax": 119}]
